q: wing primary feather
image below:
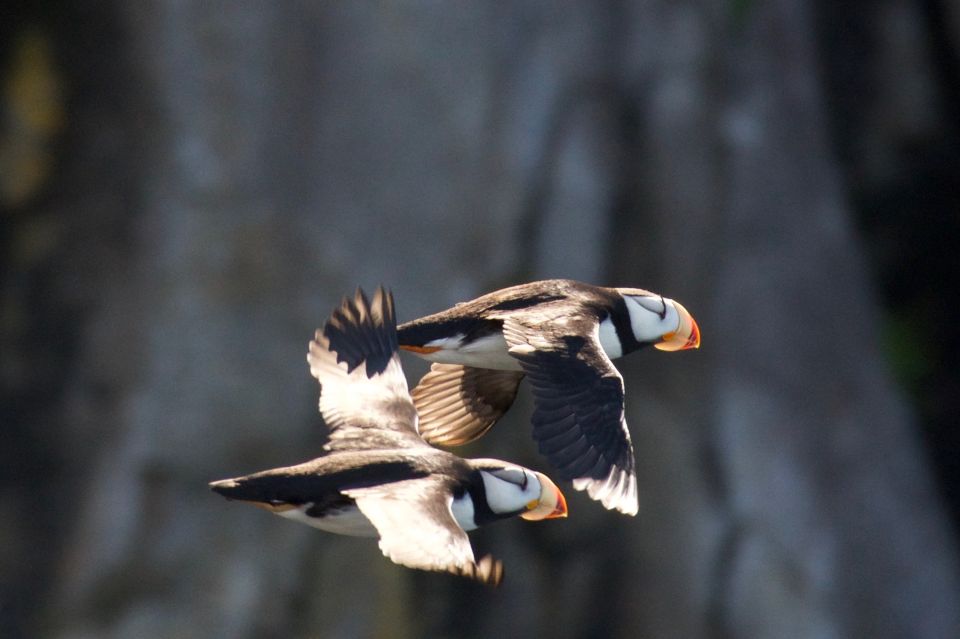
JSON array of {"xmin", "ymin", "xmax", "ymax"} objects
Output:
[
  {"xmin": 502, "ymin": 316, "xmax": 639, "ymax": 514},
  {"xmin": 307, "ymin": 287, "xmax": 426, "ymax": 451}
]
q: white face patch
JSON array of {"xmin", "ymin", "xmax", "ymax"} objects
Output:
[
  {"xmin": 479, "ymin": 469, "xmax": 540, "ymax": 516},
  {"xmin": 623, "ymin": 295, "xmax": 681, "ymax": 343}
]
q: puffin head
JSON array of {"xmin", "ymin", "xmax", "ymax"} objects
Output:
[
  {"xmin": 472, "ymin": 461, "xmax": 568, "ymax": 521},
  {"xmin": 619, "ymin": 290, "xmax": 701, "ymax": 352}
]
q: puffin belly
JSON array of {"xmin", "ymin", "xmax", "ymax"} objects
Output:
[
  {"xmin": 425, "ymin": 333, "xmax": 521, "ymax": 371},
  {"xmin": 277, "ymin": 503, "xmax": 379, "ymax": 537}
]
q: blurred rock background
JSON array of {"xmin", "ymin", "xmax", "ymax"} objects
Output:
[{"xmin": 2, "ymin": 2, "xmax": 958, "ymax": 638}]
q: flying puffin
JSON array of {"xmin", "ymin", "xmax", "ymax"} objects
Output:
[
  {"xmin": 397, "ymin": 279, "xmax": 700, "ymax": 516},
  {"xmin": 210, "ymin": 287, "xmax": 567, "ymax": 586}
]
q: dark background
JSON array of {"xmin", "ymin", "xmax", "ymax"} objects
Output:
[{"xmin": 2, "ymin": 2, "xmax": 958, "ymax": 638}]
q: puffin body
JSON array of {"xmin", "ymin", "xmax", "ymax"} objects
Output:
[
  {"xmin": 211, "ymin": 287, "xmax": 566, "ymax": 586},
  {"xmin": 397, "ymin": 279, "xmax": 700, "ymax": 516}
]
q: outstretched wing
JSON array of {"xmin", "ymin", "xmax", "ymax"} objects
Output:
[
  {"xmin": 412, "ymin": 364, "xmax": 524, "ymax": 446},
  {"xmin": 344, "ymin": 477, "xmax": 504, "ymax": 586},
  {"xmin": 307, "ymin": 287, "xmax": 427, "ymax": 451},
  {"xmin": 502, "ymin": 316, "xmax": 638, "ymax": 515}
]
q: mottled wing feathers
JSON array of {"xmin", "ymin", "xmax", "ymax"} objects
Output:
[
  {"xmin": 412, "ymin": 364, "xmax": 524, "ymax": 446},
  {"xmin": 308, "ymin": 287, "xmax": 425, "ymax": 451},
  {"xmin": 344, "ymin": 477, "xmax": 504, "ymax": 586},
  {"xmin": 503, "ymin": 317, "xmax": 639, "ymax": 515}
]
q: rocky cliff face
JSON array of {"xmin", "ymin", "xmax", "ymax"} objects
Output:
[{"xmin": 2, "ymin": 2, "xmax": 957, "ymax": 638}]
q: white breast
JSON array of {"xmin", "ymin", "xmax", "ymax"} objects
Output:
[
  {"xmin": 597, "ymin": 316, "xmax": 623, "ymax": 359},
  {"xmin": 423, "ymin": 333, "xmax": 522, "ymax": 371},
  {"xmin": 451, "ymin": 493, "xmax": 478, "ymax": 531},
  {"xmin": 277, "ymin": 503, "xmax": 379, "ymax": 537}
]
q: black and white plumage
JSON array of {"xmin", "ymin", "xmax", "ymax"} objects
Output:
[
  {"xmin": 210, "ymin": 287, "xmax": 567, "ymax": 586},
  {"xmin": 397, "ymin": 279, "xmax": 700, "ymax": 516}
]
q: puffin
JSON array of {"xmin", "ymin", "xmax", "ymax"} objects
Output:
[
  {"xmin": 397, "ymin": 279, "xmax": 700, "ymax": 516},
  {"xmin": 210, "ymin": 286, "xmax": 567, "ymax": 586}
]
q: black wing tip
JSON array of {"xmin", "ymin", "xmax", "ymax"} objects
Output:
[
  {"xmin": 322, "ymin": 285, "xmax": 398, "ymax": 376},
  {"xmin": 538, "ymin": 437, "xmax": 635, "ymax": 483}
]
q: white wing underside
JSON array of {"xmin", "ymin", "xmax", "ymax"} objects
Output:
[
  {"xmin": 308, "ymin": 334, "xmax": 424, "ymax": 447},
  {"xmin": 344, "ymin": 477, "xmax": 476, "ymax": 574}
]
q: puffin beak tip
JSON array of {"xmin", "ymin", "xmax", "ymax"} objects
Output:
[
  {"xmin": 522, "ymin": 473, "xmax": 569, "ymax": 520},
  {"xmin": 654, "ymin": 300, "xmax": 701, "ymax": 351},
  {"xmin": 551, "ymin": 488, "xmax": 569, "ymax": 519}
]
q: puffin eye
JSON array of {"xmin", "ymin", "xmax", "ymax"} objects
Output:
[
  {"xmin": 489, "ymin": 468, "xmax": 526, "ymax": 487},
  {"xmin": 630, "ymin": 295, "xmax": 668, "ymax": 319}
]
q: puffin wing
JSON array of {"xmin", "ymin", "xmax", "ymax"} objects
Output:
[
  {"xmin": 411, "ymin": 364, "xmax": 524, "ymax": 446},
  {"xmin": 344, "ymin": 477, "xmax": 504, "ymax": 586},
  {"xmin": 502, "ymin": 316, "xmax": 639, "ymax": 515},
  {"xmin": 308, "ymin": 287, "xmax": 427, "ymax": 452}
]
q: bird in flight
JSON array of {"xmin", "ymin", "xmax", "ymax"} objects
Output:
[
  {"xmin": 398, "ymin": 279, "xmax": 700, "ymax": 516},
  {"xmin": 211, "ymin": 286, "xmax": 567, "ymax": 586}
]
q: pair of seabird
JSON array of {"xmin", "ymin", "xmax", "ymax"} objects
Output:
[
  {"xmin": 212, "ymin": 280, "xmax": 699, "ymax": 584},
  {"xmin": 211, "ymin": 286, "xmax": 567, "ymax": 586}
]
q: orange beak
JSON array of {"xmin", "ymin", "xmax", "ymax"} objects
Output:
[
  {"xmin": 543, "ymin": 483, "xmax": 568, "ymax": 519},
  {"xmin": 521, "ymin": 473, "xmax": 569, "ymax": 520},
  {"xmin": 654, "ymin": 300, "xmax": 701, "ymax": 351}
]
